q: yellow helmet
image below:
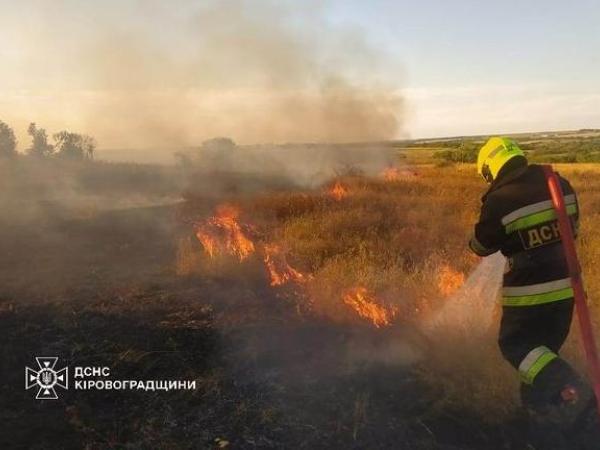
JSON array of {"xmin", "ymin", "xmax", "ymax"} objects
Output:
[{"xmin": 477, "ymin": 137, "xmax": 526, "ymax": 183}]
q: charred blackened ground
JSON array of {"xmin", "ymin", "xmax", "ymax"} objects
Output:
[{"xmin": 2, "ymin": 157, "xmax": 599, "ymax": 449}]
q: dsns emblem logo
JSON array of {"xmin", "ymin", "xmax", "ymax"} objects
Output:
[{"xmin": 25, "ymin": 357, "xmax": 69, "ymax": 399}]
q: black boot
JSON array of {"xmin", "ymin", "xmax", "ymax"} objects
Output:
[{"xmin": 521, "ymin": 360, "xmax": 597, "ymax": 449}]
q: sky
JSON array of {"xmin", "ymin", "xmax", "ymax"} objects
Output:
[
  {"xmin": 326, "ymin": 0, "xmax": 600, "ymax": 137},
  {"xmin": 0, "ymin": 0, "xmax": 599, "ymax": 150}
]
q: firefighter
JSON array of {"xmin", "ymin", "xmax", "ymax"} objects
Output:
[{"xmin": 469, "ymin": 137, "xmax": 598, "ymax": 448}]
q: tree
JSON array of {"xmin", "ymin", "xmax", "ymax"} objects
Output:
[
  {"xmin": 81, "ymin": 135, "xmax": 96, "ymax": 160},
  {"xmin": 26, "ymin": 123, "xmax": 54, "ymax": 157},
  {"xmin": 201, "ymin": 137, "xmax": 236, "ymax": 153},
  {"xmin": 200, "ymin": 137, "xmax": 237, "ymax": 168},
  {"xmin": 433, "ymin": 141, "xmax": 479, "ymax": 163},
  {"xmin": 0, "ymin": 120, "xmax": 17, "ymax": 157},
  {"xmin": 53, "ymin": 131, "xmax": 96, "ymax": 160}
]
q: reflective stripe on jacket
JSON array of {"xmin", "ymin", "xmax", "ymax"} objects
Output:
[{"xmin": 469, "ymin": 163, "xmax": 579, "ymax": 306}]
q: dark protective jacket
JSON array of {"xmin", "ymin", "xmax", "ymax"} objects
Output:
[{"xmin": 469, "ymin": 161, "xmax": 579, "ymax": 306}]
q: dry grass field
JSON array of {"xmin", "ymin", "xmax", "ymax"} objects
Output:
[{"xmin": 2, "ymin": 158, "xmax": 600, "ymax": 449}]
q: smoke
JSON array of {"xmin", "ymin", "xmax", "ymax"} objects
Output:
[{"xmin": 0, "ymin": 0, "xmax": 404, "ymax": 149}]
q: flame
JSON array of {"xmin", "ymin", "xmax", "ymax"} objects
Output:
[
  {"xmin": 381, "ymin": 167, "xmax": 418, "ymax": 181},
  {"xmin": 343, "ymin": 287, "xmax": 393, "ymax": 328},
  {"xmin": 329, "ymin": 181, "xmax": 348, "ymax": 201},
  {"xmin": 437, "ymin": 265, "xmax": 465, "ymax": 297},
  {"xmin": 263, "ymin": 244, "xmax": 307, "ymax": 286},
  {"xmin": 197, "ymin": 233, "xmax": 218, "ymax": 258},
  {"xmin": 195, "ymin": 204, "xmax": 255, "ymax": 261}
]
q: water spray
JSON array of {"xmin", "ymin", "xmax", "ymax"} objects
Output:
[{"xmin": 426, "ymin": 252, "xmax": 505, "ymax": 332}]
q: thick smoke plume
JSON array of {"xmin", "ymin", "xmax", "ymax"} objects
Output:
[{"xmin": 0, "ymin": 0, "xmax": 403, "ymax": 149}]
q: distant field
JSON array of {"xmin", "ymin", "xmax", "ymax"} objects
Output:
[{"xmin": 397, "ymin": 129, "xmax": 600, "ymax": 164}]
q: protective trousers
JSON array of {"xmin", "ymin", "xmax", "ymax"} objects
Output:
[{"xmin": 499, "ymin": 299, "xmax": 599, "ymax": 449}]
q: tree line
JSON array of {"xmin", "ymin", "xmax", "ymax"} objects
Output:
[
  {"xmin": 432, "ymin": 138, "xmax": 600, "ymax": 164},
  {"xmin": 0, "ymin": 119, "xmax": 96, "ymax": 160}
]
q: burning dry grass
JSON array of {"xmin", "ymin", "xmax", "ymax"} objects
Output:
[
  {"xmin": 180, "ymin": 167, "xmax": 480, "ymax": 348},
  {"xmin": 195, "ymin": 203, "xmax": 256, "ymax": 260},
  {"xmin": 181, "ymin": 167, "xmax": 479, "ymax": 328},
  {"xmin": 342, "ymin": 287, "xmax": 396, "ymax": 328},
  {"xmin": 328, "ymin": 181, "xmax": 349, "ymax": 200},
  {"xmin": 178, "ymin": 163, "xmax": 600, "ymax": 424},
  {"xmin": 263, "ymin": 243, "xmax": 308, "ymax": 287}
]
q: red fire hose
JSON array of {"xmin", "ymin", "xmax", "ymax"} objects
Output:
[{"xmin": 543, "ymin": 165, "xmax": 600, "ymax": 416}]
